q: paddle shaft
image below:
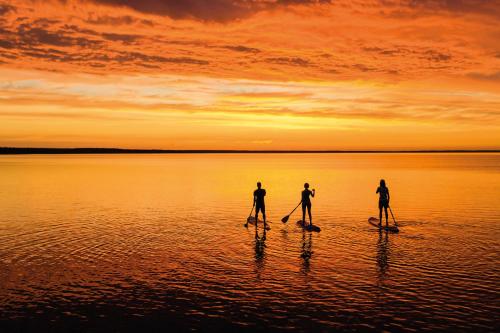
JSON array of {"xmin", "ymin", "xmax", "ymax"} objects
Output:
[
  {"xmin": 388, "ymin": 206, "xmax": 397, "ymax": 226},
  {"xmin": 248, "ymin": 203, "xmax": 255, "ymax": 218},
  {"xmin": 288, "ymin": 201, "xmax": 302, "ymax": 216}
]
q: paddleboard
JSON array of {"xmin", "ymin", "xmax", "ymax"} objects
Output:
[
  {"xmin": 246, "ymin": 217, "xmax": 271, "ymax": 230},
  {"xmin": 368, "ymin": 217, "xmax": 399, "ymax": 233},
  {"xmin": 296, "ymin": 220, "xmax": 321, "ymax": 232}
]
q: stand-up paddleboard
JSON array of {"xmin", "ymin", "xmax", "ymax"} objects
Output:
[
  {"xmin": 246, "ymin": 217, "xmax": 271, "ymax": 230},
  {"xmin": 296, "ymin": 220, "xmax": 321, "ymax": 232},
  {"xmin": 368, "ymin": 217, "xmax": 399, "ymax": 233}
]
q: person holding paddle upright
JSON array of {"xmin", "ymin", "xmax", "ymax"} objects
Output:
[
  {"xmin": 376, "ymin": 179, "xmax": 390, "ymax": 227},
  {"xmin": 254, "ymin": 182, "xmax": 267, "ymax": 227},
  {"xmin": 301, "ymin": 183, "xmax": 315, "ymax": 227}
]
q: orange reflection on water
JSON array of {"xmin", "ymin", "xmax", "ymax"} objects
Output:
[{"xmin": 0, "ymin": 153, "xmax": 499, "ymax": 331}]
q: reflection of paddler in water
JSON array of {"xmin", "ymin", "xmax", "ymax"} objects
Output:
[
  {"xmin": 254, "ymin": 227, "xmax": 267, "ymax": 268},
  {"xmin": 253, "ymin": 182, "xmax": 267, "ymax": 228},
  {"xmin": 300, "ymin": 229, "xmax": 313, "ymax": 274},
  {"xmin": 376, "ymin": 229, "xmax": 389, "ymax": 280},
  {"xmin": 301, "ymin": 183, "xmax": 315, "ymax": 227},
  {"xmin": 374, "ymin": 230, "xmax": 390, "ymax": 312},
  {"xmin": 376, "ymin": 179, "xmax": 390, "ymax": 227}
]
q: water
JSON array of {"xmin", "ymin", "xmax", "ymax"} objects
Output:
[{"xmin": 0, "ymin": 153, "xmax": 499, "ymax": 332}]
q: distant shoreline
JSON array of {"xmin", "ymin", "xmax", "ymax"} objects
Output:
[{"xmin": 1, "ymin": 147, "xmax": 499, "ymax": 155}]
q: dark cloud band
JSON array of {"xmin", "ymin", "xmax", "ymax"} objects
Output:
[{"xmin": 88, "ymin": 0, "xmax": 331, "ymax": 21}]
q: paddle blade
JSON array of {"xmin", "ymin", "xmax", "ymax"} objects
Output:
[{"xmin": 281, "ymin": 215, "xmax": 290, "ymax": 223}]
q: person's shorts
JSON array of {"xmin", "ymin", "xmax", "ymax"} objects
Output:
[
  {"xmin": 379, "ymin": 199, "xmax": 389, "ymax": 209},
  {"xmin": 256, "ymin": 203, "xmax": 265, "ymax": 214},
  {"xmin": 302, "ymin": 201, "xmax": 311, "ymax": 210}
]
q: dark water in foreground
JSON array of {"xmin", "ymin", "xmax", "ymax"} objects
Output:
[{"xmin": 0, "ymin": 154, "xmax": 499, "ymax": 332}]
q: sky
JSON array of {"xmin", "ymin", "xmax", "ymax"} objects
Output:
[{"xmin": 0, "ymin": 0, "xmax": 499, "ymax": 150}]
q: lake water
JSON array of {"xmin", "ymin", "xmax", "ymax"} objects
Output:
[{"xmin": 0, "ymin": 153, "xmax": 499, "ymax": 332}]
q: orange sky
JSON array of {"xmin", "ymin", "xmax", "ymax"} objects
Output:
[{"xmin": 0, "ymin": 0, "xmax": 499, "ymax": 149}]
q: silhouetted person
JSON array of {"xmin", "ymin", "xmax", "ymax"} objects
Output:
[
  {"xmin": 376, "ymin": 179, "xmax": 390, "ymax": 226},
  {"xmin": 253, "ymin": 182, "xmax": 267, "ymax": 227},
  {"xmin": 301, "ymin": 183, "xmax": 315, "ymax": 226}
]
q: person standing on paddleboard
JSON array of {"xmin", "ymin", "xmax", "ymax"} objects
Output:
[
  {"xmin": 376, "ymin": 179, "xmax": 390, "ymax": 227},
  {"xmin": 254, "ymin": 182, "xmax": 267, "ymax": 227},
  {"xmin": 301, "ymin": 183, "xmax": 315, "ymax": 226}
]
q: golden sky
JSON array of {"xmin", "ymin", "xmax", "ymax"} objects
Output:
[{"xmin": 0, "ymin": 0, "xmax": 499, "ymax": 149}]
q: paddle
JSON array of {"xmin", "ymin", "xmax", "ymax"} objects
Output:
[
  {"xmin": 245, "ymin": 203, "xmax": 255, "ymax": 227},
  {"xmin": 281, "ymin": 201, "xmax": 302, "ymax": 223},
  {"xmin": 388, "ymin": 205, "xmax": 398, "ymax": 228}
]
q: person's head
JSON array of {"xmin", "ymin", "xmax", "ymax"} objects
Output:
[
  {"xmin": 257, "ymin": 182, "xmax": 261, "ymax": 189},
  {"xmin": 304, "ymin": 182, "xmax": 309, "ymax": 189},
  {"xmin": 380, "ymin": 179, "xmax": 386, "ymax": 187}
]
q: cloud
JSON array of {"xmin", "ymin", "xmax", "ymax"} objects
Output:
[
  {"xmin": 4, "ymin": 78, "xmax": 497, "ymax": 124},
  {"xmin": 422, "ymin": 50, "xmax": 451, "ymax": 62},
  {"xmin": 0, "ymin": 39, "xmax": 14, "ymax": 48},
  {"xmin": 0, "ymin": 0, "xmax": 498, "ymax": 83},
  {"xmin": 407, "ymin": 0, "xmax": 500, "ymax": 15},
  {"xmin": 17, "ymin": 24, "xmax": 103, "ymax": 48},
  {"xmin": 0, "ymin": 3, "xmax": 15, "ymax": 16},
  {"xmin": 101, "ymin": 32, "xmax": 140, "ymax": 43},
  {"xmin": 226, "ymin": 91, "xmax": 312, "ymax": 98},
  {"xmin": 352, "ymin": 64, "xmax": 378, "ymax": 72},
  {"xmin": 113, "ymin": 52, "xmax": 210, "ymax": 65},
  {"xmin": 266, "ymin": 57, "xmax": 311, "ymax": 67},
  {"xmin": 85, "ymin": 14, "xmax": 154, "ymax": 26},
  {"xmin": 362, "ymin": 46, "xmax": 406, "ymax": 56},
  {"xmin": 88, "ymin": 0, "xmax": 332, "ymax": 21},
  {"xmin": 223, "ymin": 45, "xmax": 260, "ymax": 53},
  {"xmin": 467, "ymin": 71, "xmax": 500, "ymax": 82}
]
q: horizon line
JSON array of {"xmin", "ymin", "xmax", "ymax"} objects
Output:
[{"xmin": 1, "ymin": 147, "xmax": 499, "ymax": 155}]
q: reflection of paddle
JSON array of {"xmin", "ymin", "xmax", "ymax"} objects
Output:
[
  {"xmin": 245, "ymin": 203, "xmax": 255, "ymax": 227},
  {"xmin": 388, "ymin": 206, "xmax": 398, "ymax": 228},
  {"xmin": 281, "ymin": 201, "xmax": 302, "ymax": 223}
]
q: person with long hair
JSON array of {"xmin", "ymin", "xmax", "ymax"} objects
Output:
[
  {"xmin": 301, "ymin": 183, "xmax": 315, "ymax": 226},
  {"xmin": 376, "ymin": 179, "xmax": 390, "ymax": 226}
]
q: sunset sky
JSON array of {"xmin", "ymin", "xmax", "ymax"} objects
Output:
[{"xmin": 0, "ymin": 0, "xmax": 499, "ymax": 149}]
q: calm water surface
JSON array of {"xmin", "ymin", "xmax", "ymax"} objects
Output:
[{"xmin": 0, "ymin": 153, "xmax": 499, "ymax": 332}]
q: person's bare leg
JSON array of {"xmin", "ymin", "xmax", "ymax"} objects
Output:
[
  {"xmin": 384, "ymin": 207, "xmax": 389, "ymax": 227},
  {"xmin": 302, "ymin": 206, "xmax": 306, "ymax": 225},
  {"xmin": 262, "ymin": 205, "xmax": 267, "ymax": 227},
  {"xmin": 379, "ymin": 207, "xmax": 382, "ymax": 226},
  {"xmin": 308, "ymin": 205, "xmax": 312, "ymax": 226}
]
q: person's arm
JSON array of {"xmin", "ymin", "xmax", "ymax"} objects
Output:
[
  {"xmin": 253, "ymin": 191, "xmax": 256, "ymax": 206},
  {"xmin": 387, "ymin": 188, "xmax": 390, "ymax": 204},
  {"xmin": 311, "ymin": 189, "xmax": 315, "ymax": 198},
  {"xmin": 376, "ymin": 187, "xmax": 380, "ymax": 194}
]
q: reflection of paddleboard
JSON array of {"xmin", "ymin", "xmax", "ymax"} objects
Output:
[
  {"xmin": 296, "ymin": 220, "xmax": 321, "ymax": 232},
  {"xmin": 246, "ymin": 217, "xmax": 271, "ymax": 230},
  {"xmin": 368, "ymin": 217, "xmax": 399, "ymax": 233}
]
